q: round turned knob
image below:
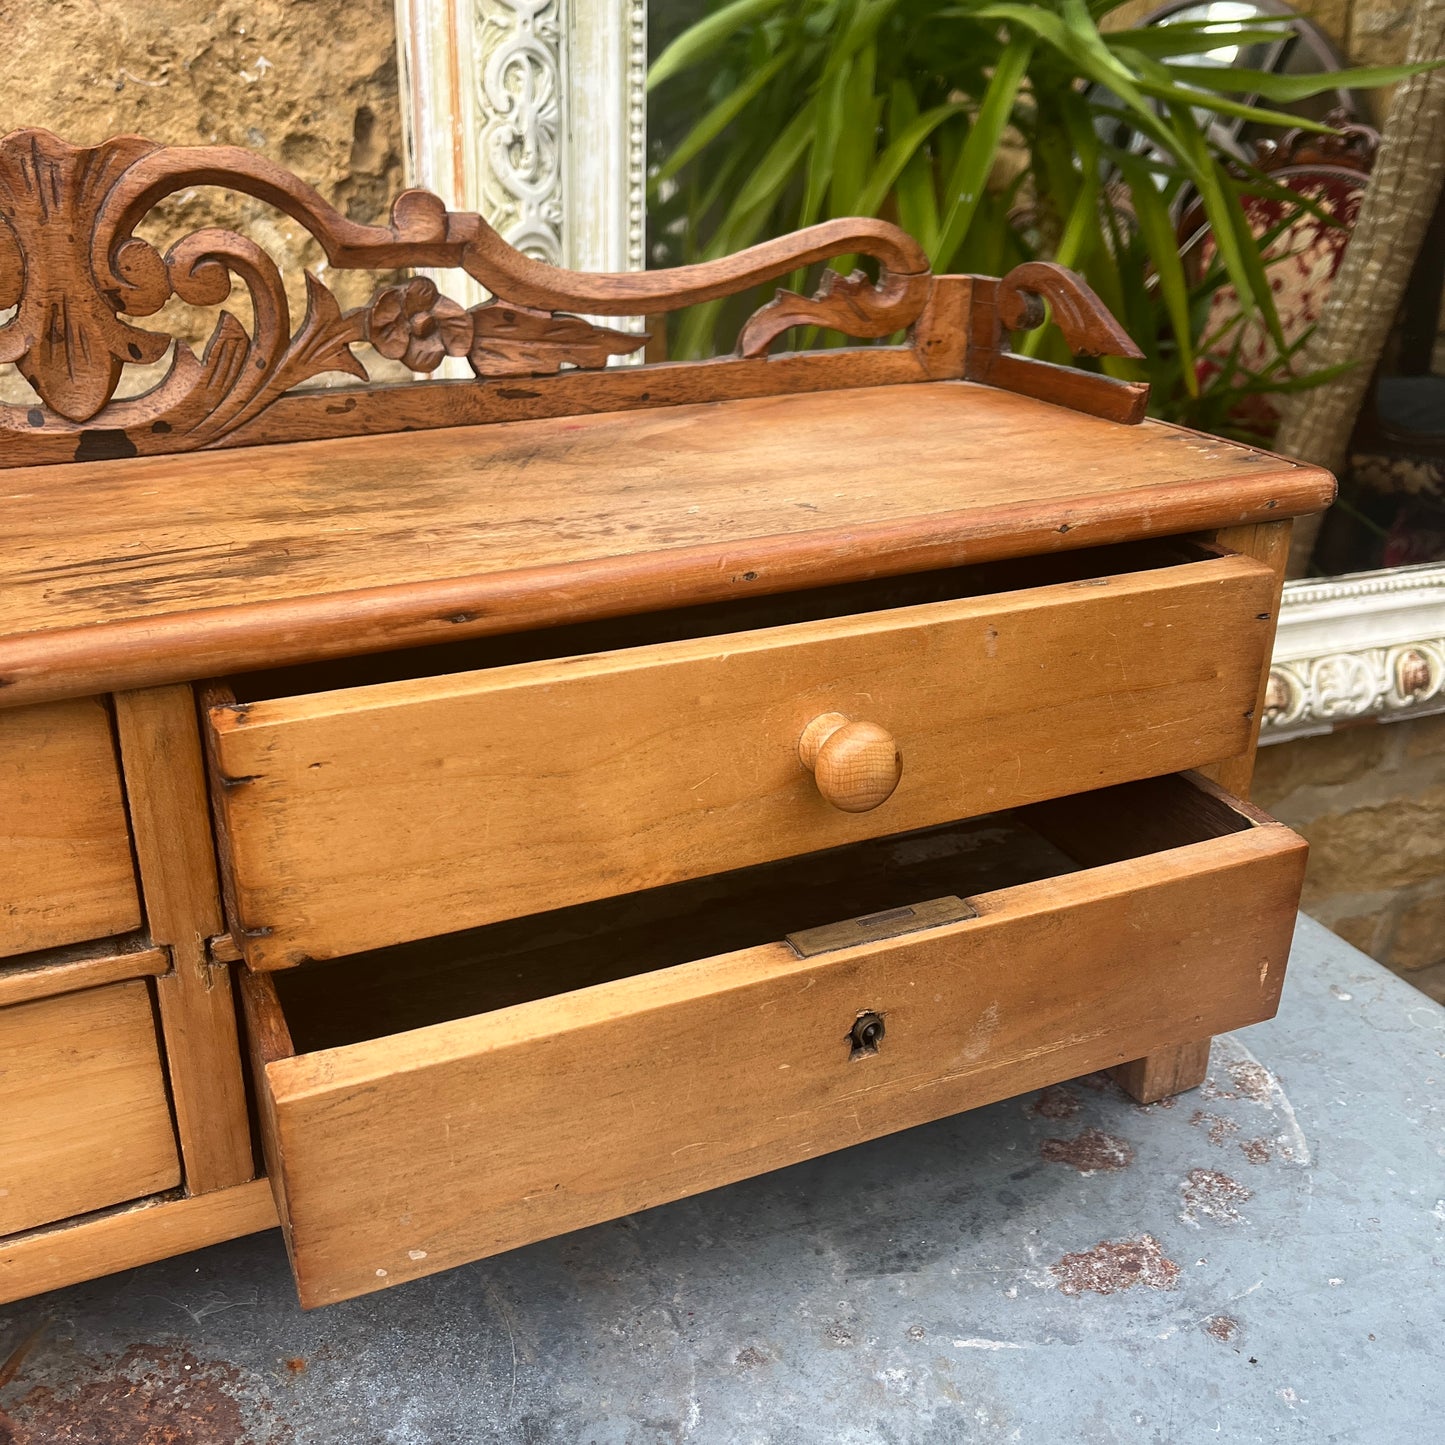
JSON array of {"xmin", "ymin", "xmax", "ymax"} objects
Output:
[{"xmin": 798, "ymin": 712, "xmax": 902, "ymax": 813}]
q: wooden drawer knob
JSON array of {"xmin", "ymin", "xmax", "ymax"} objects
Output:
[{"xmin": 798, "ymin": 712, "xmax": 902, "ymax": 813}]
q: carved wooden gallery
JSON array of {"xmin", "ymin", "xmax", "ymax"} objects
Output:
[{"xmin": 0, "ymin": 132, "xmax": 1330, "ymax": 1309}]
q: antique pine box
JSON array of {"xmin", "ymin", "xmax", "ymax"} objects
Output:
[{"xmin": 0, "ymin": 133, "xmax": 1331, "ymax": 1308}]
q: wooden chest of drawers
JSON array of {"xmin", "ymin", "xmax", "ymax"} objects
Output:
[{"xmin": 0, "ymin": 133, "xmax": 1331, "ymax": 1309}]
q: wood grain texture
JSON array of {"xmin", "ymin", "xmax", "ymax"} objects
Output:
[
  {"xmin": 0, "ymin": 697, "xmax": 140, "ymax": 956},
  {"xmin": 1202, "ymin": 519, "xmax": 1294, "ymax": 800},
  {"xmin": 1110, "ymin": 1040, "xmax": 1213, "ymax": 1105},
  {"xmin": 250, "ymin": 789, "xmax": 1306, "ymax": 1307},
  {"xmin": 0, "ymin": 385, "xmax": 1334, "ymax": 709},
  {"xmin": 113, "ymin": 687, "xmax": 254, "ymax": 1194},
  {"xmin": 210, "ymin": 553, "xmax": 1278, "ymax": 967},
  {"xmin": 1127, "ymin": 521, "xmax": 1294, "ymax": 1098},
  {"xmin": 798, "ymin": 714, "xmax": 902, "ymax": 813},
  {"xmin": 0, "ymin": 130, "xmax": 929, "ymax": 453},
  {"xmin": 0, "ymin": 942, "xmax": 168, "ymax": 1009},
  {"xmin": 0, "ymin": 1179, "xmax": 277, "ymax": 1306},
  {"xmin": 0, "ymin": 980, "xmax": 180, "ymax": 1236}
]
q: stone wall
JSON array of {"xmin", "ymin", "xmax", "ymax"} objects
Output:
[
  {"xmin": 1255, "ymin": 715, "xmax": 1445, "ymax": 1001},
  {"xmin": 0, "ymin": 0, "xmax": 405, "ymax": 388}
]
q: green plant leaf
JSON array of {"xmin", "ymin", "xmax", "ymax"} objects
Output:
[
  {"xmin": 933, "ymin": 32, "xmax": 1033, "ymax": 268},
  {"xmin": 655, "ymin": 48, "xmax": 798, "ymax": 181},
  {"xmin": 1166, "ymin": 59, "xmax": 1443, "ymax": 102},
  {"xmin": 648, "ymin": 0, "xmax": 790, "ymax": 89},
  {"xmin": 830, "ymin": 41, "xmax": 879, "ymax": 218},
  {"xmin": 1101, "ymin": 22, "xmax": 1293, "ymax": 57},
  {"xmin": 1118, "ymin": 152, "xmax": 1197, "ymax": 396},
  {"xmin": 801, "ymin": 52, "xmax": 853, "ymax": 224},
  {"xmin": 854, "ymin": 101, "xmax": 970, "ymax": 216},
  {"xmin": 730, "ymin": 105, "xmax": 816, "ymax": 216}
]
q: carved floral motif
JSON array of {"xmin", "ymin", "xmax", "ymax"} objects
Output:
[
  {"xmin": 370, "ymin": 278, "xmax": 473, "ymax": 371},
  {"xmin": 1264, "ymin": 641, "xmax": 1445, "ymax": 739},
  {"xmin": 0, "ymin": 128, "xmax": 958, "ymax": 460}
]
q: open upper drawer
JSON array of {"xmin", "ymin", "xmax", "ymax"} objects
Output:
[
  {"xmin": 208, "ymin": 538, "xmax": 1278, "ymax": 967},
  {"xmin": 243, "ymin": 771, "xmax": 1306, "ymax": 1308}
]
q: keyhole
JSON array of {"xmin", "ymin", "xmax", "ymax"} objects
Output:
[{"xmin": 848, "ymin": 1010, "xmax": 885, "ymax": 1060}]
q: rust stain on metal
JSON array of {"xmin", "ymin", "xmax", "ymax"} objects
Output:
[
  {"xmin": 1051, "ymin": 1235, "xmax": 1181, "ymax": 1296},
  {"xmin": 1203, "ymin": 1315, "xmax": 1241, "ymax": 1343},
  {"xmin": 734, "ymin": 1346, "xmax": 769, "ymax": 1369},
  {"xmin": 1181, "ymin": 1168, "xmax": 1254, "ymax": 1225},
  {"xmin": 1240, "ymin": 1137, "xmax": 1272, "ymax": 1165},
  {"xmin": 1190, "ymin": 1110, "xmax": 1240, "ymax": 1147},
  {"xmin": 1040, "ymin": 1127, "xmax": 1135, "ymax": 1174},
  {"xmin": 4, "ymin": 1343, "xmax": 291, "ymax": 1445},
  {"xmin": 1030, "ymin": 1084, "xmax": 1082, "ymax": 1120}
]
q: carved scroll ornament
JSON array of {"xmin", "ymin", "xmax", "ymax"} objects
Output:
[{"xmin": 0, "ymin": 130, "xmax": 934, "ymax": 457}]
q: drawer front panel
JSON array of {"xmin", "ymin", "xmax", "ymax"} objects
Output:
[
  {"xmin": 0, "ymin": 697, "xmax": 141, "ymax": 958},
  {"xmin": 0, "ymin": 980, "xmax": 181, "ymax": 1235},
  {"xmin": 251, "ymin": 804, "xmax": 1305, "ymax": 1307},
  {"xmin": 213, "ymin": 554, "xmax": 1274, "ymax": 968}
]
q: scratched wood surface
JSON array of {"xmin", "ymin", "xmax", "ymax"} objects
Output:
[
  {"xmin": 246, "ymin": 774, "xmax": 1306, "ymax": 1308},
  {"xmin": 0, "ymin": 384, "xmax": 1332, "ymax": 708},
  {"xmin": 0, "ymin": 697, "xmax": 141, "ymax": 956},
  {"xmin": 209, "ymin": 553, "xmax": 1276, "ymax": 967}
]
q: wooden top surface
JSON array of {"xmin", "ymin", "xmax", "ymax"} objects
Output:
[{"xmin": 0, "ymin": 381, "xmax": 1333, "ymax": 706}]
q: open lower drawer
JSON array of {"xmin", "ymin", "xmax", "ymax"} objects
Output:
[{"xmin": 243, "ymin": 771, "xmax": 1306, "ymax": 1308}]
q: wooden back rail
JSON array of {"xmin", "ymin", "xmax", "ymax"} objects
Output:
[{"xmin": 0, "ymin": 129, "xmax": 1147, "ymax": 468}]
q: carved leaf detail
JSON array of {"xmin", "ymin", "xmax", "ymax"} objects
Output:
[
  {"xmin": 466, "ymin": 301, "xmax": 644, "ymax": 378},
  {"xmin": 0, "ymin": 132, "xmax": 171, "ymax": 421},
  {"xmin": 288, "ymin": 272, "xmax": 368, "ymax": 382},
  {"xmin": 737, "ymin": 267, "xmax": 929, "ymax": 358},
  {"xmin": 996, "ymin": 262, "xmax": 1143, "ymax": 360}
]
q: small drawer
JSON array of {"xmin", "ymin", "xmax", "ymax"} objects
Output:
[
  {"xmin": 0, "ymin": 979, "xmax": 181, "ymax": 1236},
  {"xmin": 244, "ymin": 772, "xmax": 1306, "ymax": 1308},
  {"xmin": 0, "ymin": 697, "xmax": 141, "ymax": 958},
  {"xmin": 210, "ymin": 541, "xmax": 1278, "ymax": 967}
]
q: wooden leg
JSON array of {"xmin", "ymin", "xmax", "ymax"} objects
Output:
[{"xmin": 1110, "ymin": 1039, "xmax": 1212, "ymax": 1105}]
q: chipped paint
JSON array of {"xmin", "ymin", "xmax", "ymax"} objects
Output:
[
  {"xmin": 1029, "ymin": 1085, "xmax": 1081, "ymax": 1120},
  {"xmin": 1190, "ymin": 1110, "xmax": 1240, "ymax": 1147},
  {"xmin": 1203, "ymin": 1315, "xmax": 1241, "ymax": 1343},
  {"xmin": 1039, "ymin": 1127, "xmax": 1135, "ymax": 1175},
  {"xmin": 1180, "ymin": 1169, "xmax": 1254, "ymax": 1227},
  {"xmin": 3, "ymin": 1343, "xmax": 290, "ymax": 1445},
  {"xmin": 1050, "ymin": 1235, "xmax": 1181, "ymax": 1295}
]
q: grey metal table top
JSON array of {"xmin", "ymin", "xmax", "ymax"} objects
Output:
[{"xmin": 2, "ymin": 914, "xmax": 1441, "ymax": 1445}]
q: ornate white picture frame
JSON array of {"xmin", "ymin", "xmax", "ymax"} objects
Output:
[{"xmin": 393, "ymin": 0, "xmax": 646, "ymax": 298}]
